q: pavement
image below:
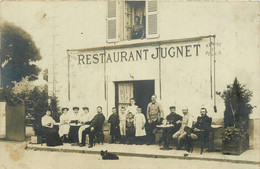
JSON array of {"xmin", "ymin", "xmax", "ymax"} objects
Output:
[
  {"xmin": 1, "ymin": 126, "xmax": 259, "ymax": 168},
  {"xmin": 26, "ymin": 142, "xmax": 260, "ymax": 165},
  {"xmin": 0, "ymin": 141, "xmax": 259, "ymax": 169}
]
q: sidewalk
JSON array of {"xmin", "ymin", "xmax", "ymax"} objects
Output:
[{"xmin": 26, "ymin": 142, "xmax": 260, "ymax": 165}]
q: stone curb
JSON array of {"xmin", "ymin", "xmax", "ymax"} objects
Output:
[{"xmin": 25, "ymin": 144, "xmax": 260, "ymax": 165}]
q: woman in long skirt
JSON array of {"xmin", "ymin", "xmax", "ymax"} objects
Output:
[{"xmin": 41, "ymin": 108, "xmax": 62, "ymax": 146}]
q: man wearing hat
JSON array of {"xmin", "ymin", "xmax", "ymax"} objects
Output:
[
  {"xmin": 161, "ymin": 106, "xmax": 182, "ymax": 149},
  {"xmin": 68, "ymin": 106, "xmax": 81, "ymax": 143},
  {"xmin": 59, "ymin": 107, "xmax": 70, "ymax": 142},
  {"xmin": 77, "ymin": 107, "xmax": 94, "ymax": 146}
]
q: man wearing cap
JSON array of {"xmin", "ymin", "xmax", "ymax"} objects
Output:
[
  {"xmin": 77, "ymin": 107, "xmax": 94, "ymax": 146},
  {"xmin": 172, "ymin": 107, "xmax": 194, "ymax": 150},
  {"xmin": 41, "ymin": 108, "xmax": 62, "ymax": 146},
  {"xmin": 59, "ymin": 107, "xmax": 70, "ymax": 142},
  {"xmin": 80, "ymin": 106, "xmax": 105, "ymax": 148},
  {"xmin": 161, "ymin": 106, "xmax": 182, "ymax": 149},
  {"xmin": 146, "ymin": 95, "xmax": 164, "ymax": 145},
  {"xmin": 68, "ymin": 107, "xmax": 81, "ymax": 143}
]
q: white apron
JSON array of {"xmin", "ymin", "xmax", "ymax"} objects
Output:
[{"xmin": 134, "ymin": 113, "xmax": 146, "ymax": 137}]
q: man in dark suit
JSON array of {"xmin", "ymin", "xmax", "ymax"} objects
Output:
[
  {"xmin": 80, "ymin": 106, "xmax": 105, "ymax": 148},
  {"xmin": 161, "ymin": 106, "xmax": 182, "ymax": 149},
  {"xmin": 185, "ymin": 107, "xmax": 212, "ymax": 154}
]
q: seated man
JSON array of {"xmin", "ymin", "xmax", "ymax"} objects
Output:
[
  {"xmin": 172, "ymin": 107, "xmax": 193, "ymax": 150},
  {"xmin": 41, "ymin": 108, "xmax": 62, "ymax": 147},
  {"xmin": 161, "ymin": 106, "xmax": 182, "ymax": 149},
  {"xmin": 77, "ymin": 107, "xmax": 93, "ymax": 146},
  {"xmin": 80, "ymin": 106, "xmax": 105, "ymax": 148},
  {"xmin": 185, "ymin": 107, "xmax": 212, "ymax": 154}
]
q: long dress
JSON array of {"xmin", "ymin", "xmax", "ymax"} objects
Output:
[
  {"xmin": 41, "ymin": 115, "xmax": 62, "ymax": 146},
  {"xmin": 134, "ymin": 113, "xmax": 146, "ymax": 137},
  {"xmin": 67, "ymin": 112, "xmax": 81, "ymax": 143},
  {"xmin": 59, "ymin": 113, "xmax": 70, "ymax": 137}
]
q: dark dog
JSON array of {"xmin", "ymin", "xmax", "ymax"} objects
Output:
[{"xmin": 100, "ymin": 150, "xmax": 119, "ymax": 160}]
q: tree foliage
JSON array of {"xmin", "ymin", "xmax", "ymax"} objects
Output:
[
  {"xmin": 218, "ymin": 78, "xmax": 254, "ymax": 131},
  {"xmin": 0, "ymin": 21, "xmax": 41, "ymax": 87},
  {"xmin": 0, "ymin": 80, "xmax": 60, "ymax": 135}
]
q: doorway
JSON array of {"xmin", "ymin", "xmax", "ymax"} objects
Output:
[{"xmin": 115, "ymin": 80, "xmax": 154, "ymax": 117}]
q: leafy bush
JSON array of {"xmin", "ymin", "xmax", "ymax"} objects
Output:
[
  {"xmin": 222, "ymin": 127, "xmax": 247, "ymax": 142},
  {"xmin": 218, "ymin": 78, "xmax": 254, "ymax": 144},
  {"xmin": 0, "ymin": 79, "xmax": 60, "ymax": 136},
  {"xmin": 218, "ymin": 78, "xmax": 254, "ymax": 131}
]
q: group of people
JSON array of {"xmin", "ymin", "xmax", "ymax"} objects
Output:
[
  {"xmin": 41, "ymin": 106, "xmax": 105, "ymax": 148},
  {"xmin": 41, "ymin": 94, "xmax": 212, "ymax": 154}
]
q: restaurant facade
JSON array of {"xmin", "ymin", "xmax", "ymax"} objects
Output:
[{"xmin": 45, "ymin": 1, "xmax": 259, "ymax": 147}]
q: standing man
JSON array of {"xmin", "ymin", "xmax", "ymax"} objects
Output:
[
  {"xmin": 80, "ymin": 106, "xmax": 105, "ymax": 148},
  {"xmin": 172, "ymin": 107, "xmax": 193, "ymax": 150},
  {"xmin": 161, "ymin": 106, "xmax": 182, "ymax": 149},
  {"xmin": 146, "ymin": 95, "xmax": 164, "ymax": 145}
]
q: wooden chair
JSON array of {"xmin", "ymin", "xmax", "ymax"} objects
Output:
[{"xmin": 185, "ymin": 117, "xmax": 212, "ymax": 154}]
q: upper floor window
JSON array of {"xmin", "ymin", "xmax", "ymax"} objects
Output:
[{"xmin": 107, "ymin": 1, "xmax": 159, "ymax": 43}]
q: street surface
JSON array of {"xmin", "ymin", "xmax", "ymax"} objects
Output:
[{"xmin": 0, "ymin": 141, "xmax": 259, "ymax": 169}]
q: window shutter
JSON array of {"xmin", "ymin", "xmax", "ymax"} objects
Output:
[
  {"xmin": 146, "ymin": 0, "xmax": 159, "ymax": 38},
  {"xmin": 107, "ymin": 1, "xmax": 119, "ymax": 42}
]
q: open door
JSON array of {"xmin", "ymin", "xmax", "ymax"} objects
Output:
[{"xmin": 115, "ymin": 80, "xmax": 154, "ymax": 117}]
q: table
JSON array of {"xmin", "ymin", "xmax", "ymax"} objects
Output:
[
  {"xmin": 69, "ymin": 123, "xmax": 85, "ymax": 127},
  {"xmin": 210, "ymin": 124, "xmax": 223, "ymax": 152},
  {"xmin": 156, "ymin": 124, "xmax": 174, "ymax": 128},
  {"xmin": 156, "ymin": 124, "xmax": 175, "ymax": 150},
  {"xmin": 68, "ymin": 123, "xmax": 90, "ymax": 143}
]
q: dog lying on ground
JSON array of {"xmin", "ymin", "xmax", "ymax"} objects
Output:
[{"xmin": 100, "ymin": 150, "xmax": 119, "ymax": 160}]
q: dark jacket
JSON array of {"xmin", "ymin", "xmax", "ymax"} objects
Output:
[
  {"xmin": 90, "ymin": 113, "xmax": 105, "ymax": 131},
  {"xmin": 194, "ymin": 115, "xmax": 212, "ymax": 132},
  {"xmin": 108, "ymin": 113, "xmax": 120, "ymax": 135},
  {"xmin": 166, "ymin": 112, "xmax": 183, "ymax": 131},
  {"xmin": 108, "ymin": 113, "xmax": 120, "ymax": 127}
]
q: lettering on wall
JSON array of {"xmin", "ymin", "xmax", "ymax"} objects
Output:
[{"xmin": 76, "ymin": 44, "xmax": 201, "ymax": 65}]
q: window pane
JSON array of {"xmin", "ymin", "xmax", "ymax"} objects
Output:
[
  {"xmin": 108, "ymin": 1, "xmax": 116, "ymax": 18},
  {"xmin": 108, "ymin": 20, "xmax": 117, "ymax": 39},
  {"xmin": 148, "ymin": 1, "xmax": 157, "ymax": 12},
  {"xmin": 148, "ymin": 14, "xmax": 157, "ymax": 35}
]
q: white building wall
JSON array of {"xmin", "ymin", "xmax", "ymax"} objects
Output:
[{"xmin": 1, "ymin": 1, "xmax": 259, "ymax": 119}]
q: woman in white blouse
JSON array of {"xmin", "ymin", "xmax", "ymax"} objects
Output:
[
  {"xmin": 41, "ymin": 108, "xmax": 62, "ymax": 146},
  {"xmin": 126, "ymin": 98, "xmax": 138, "ymax": 115}
]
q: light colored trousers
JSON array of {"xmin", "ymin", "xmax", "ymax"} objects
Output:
[
  {"xmin": 78, "ymin": 125, "xmax": 90, "ymax": 143},
  {"xmin": 172, "ymin": 129, "xmax": 187, "ymax": 143},
  {"xmin": 120, "ymin": 121, "xmax": 126, "ymax": 136}
]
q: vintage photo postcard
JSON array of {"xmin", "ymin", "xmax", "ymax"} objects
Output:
[{"xmin": 0, "ymin": 1, "xmax": 259, "ymax": 169}]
